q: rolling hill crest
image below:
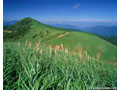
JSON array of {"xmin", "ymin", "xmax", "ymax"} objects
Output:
[{"xmin": 3, "ymin": 17, "xmax": 117, "ymax": 61}]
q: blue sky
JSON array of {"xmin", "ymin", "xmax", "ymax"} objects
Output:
[{"xmin": 4, "ymin": 0, "xmax": 117, "ymax": 22}]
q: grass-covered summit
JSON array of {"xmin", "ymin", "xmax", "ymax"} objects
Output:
[{"xmin": 3, "ymin": 17, "xmax": 117, "ymax": 61}]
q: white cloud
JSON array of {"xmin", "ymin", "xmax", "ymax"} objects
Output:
[{"xmin": 73, "ymin": 3, "xmax": 80, "ymax": 8}]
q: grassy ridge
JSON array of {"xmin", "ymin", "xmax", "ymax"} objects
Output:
[
  {"xmin": 3, "ymin": 17, "xmax": 117, "ymax": 61},
  {"xmin": 3, "ymin": 42, "xmax": 117, "ymax": 90},
  {"xmin": 3, "ymin": 17, "xmax": 68, "ymax": 42},
  {"xmin": 46, "ymin": 32, "xmax": 117, "ymax": 61}
]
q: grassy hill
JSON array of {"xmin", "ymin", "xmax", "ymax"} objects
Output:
[
  {"xmin": 3, "ymin": 17, "xmax": 117, "ymax": 61},
  {"xmin": 3, "ymin": 17, "xmax": 117, "ymax": 89},
  {"xmin": 3, "ymin": 17, "xmax": 67, "ymax": 42}
]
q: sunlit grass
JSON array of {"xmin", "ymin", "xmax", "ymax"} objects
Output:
[{"xmin": 3, "ymin": 42, "xmax": 117, "ymax": 90}]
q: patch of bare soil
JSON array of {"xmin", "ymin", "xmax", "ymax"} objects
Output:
[
  {"xmin": 47, "ymin": 32, "xmax": 69, "ymax": 41},
  {"xmin": 3, "ymin": 30, "xmax": 12, "ymax": 33},
  {"xmin": 55, "ymin": 32, "xmax": 68, "ymax": 39}
]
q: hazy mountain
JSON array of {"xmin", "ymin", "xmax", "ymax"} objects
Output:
[
  {"xmin": 48, "ymin": 24, "xmax": 81, "ymax": 30},
  {"xmin": 81, "ymin": 26, "xmax": 117, "ymax": 37},
  {"xmin": 3, "ymin": 20, "xmax": 18, "ymax": 26},
  {"xmin": 46, "ymin": 23, "xmax": 117, "ymax": 37},
  {"xmin": 4, "ymin": 19, "xmax": 117, "ymax": 37},
  {"xmin": 42, "ymin": 21, "xmax": 117, "ymax": 28}
]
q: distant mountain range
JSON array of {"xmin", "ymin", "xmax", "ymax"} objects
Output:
[
  {"xmin": 47, "ymin": 24, "xmax": 117, "ymax": 37},
  {"xmin": 3, "ymin": 20, "xmax": 117, "ymax": 37},
  {"xmin": 42, "ymin": 21, "xmax": 117, "ymax": 28},
  {"xmin": 81, "ymin": 26, "xmax": 117, "ymax": 37},
  {"xmin": 3, "ymin": 20, "xmax": 18, "ymax": 26}
]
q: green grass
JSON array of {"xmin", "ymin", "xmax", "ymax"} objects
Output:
[
  {"xmin": 45, "ymin": 32, "xmax": 117, "ymax": 61},
  {"xmin": 3, "ymin": 42, "xmax": 117, "ymax": 90},
  {"xmin": 3, "ymin": 17, "xmax": 117, "ymax": 61},
  {"xmin": 3, "ymin": 17, "xmax": 117, "ymax": 89},
  {"xmin": 3, "ymin": 17, "xmax": 67, "ymax": 42}
]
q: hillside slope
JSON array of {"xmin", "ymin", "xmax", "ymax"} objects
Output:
[
  {"xmin": 3, "ymin": 17, "xmax": 117, "ymax": 61},
  {"xmin": 3, "ymin": 17, "xmax": 67, "ymax": 42}
]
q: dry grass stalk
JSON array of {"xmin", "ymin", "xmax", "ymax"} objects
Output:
[
  {"xmin": 49, "ymin": 44, "xmax": 52, "ymax": 55},
  {"xmin": 97, "ymin": 45, "xmax": 105, "ymax": 61},
  {"xmin": 60, "ymin": 43, "xmax": 64, "ymax": 51},
  {"xmin": 29, "ymin": 41, "xmax": 32, "ymax": 48},
  {"xmin": 25, "ymin": 40, "xmax": 28, "ymax": 46},
  {"xmin": 40, "ymin": 50, "xmax": 42, "ymax": 54},
  {"xmin": 65, "ymin": 48, "xmax": 68, "ymax": 55},
  {"xmin": 54, "ymin": 49, "xmax": 57, "ymax": 55},
  {"xmin": 78, "ymin": 45, "xmax": 83, "ymax": 58},
  {"xmin": 34, "ymin": 40, "xmax": 41, "ymax": 52},
  {"xmin": 37, "ymin": 40, "xmax": 41, "ymax": 47},
  {"xmin": 55, "ymin": 45, "xmax": 60, "ymax": 50},
  {"xmin": 34, "ymin": 42, "xmax": 38, "ymax": 51},
  {"xmin": 36, "ymin": 47, "xmax": 40, "ymax": 52},
  {"xmin": 38, "ymin": 39, "xmax": 41, "ymax": 44},
  {"xmin": 87, "ymin": 55, "xmax": 90, "ymax": 61},
  {"xmin": 82, "ymin": 55, "xmax": 84, "ymax": 60},
  {"xmin": 72, "ymin": 50, "xmax": 76, "ymax": 55},
  {"xmin": 85, "ymin": 52, "xmax": 88, "ymax": 57},
  {"xmin": 54, "ymin": 45, "xmax": 60, "ymax": 55},
  {"xmin": 85, "ymin": 45, "xmax": 89, "ymax": 56},
  {"xmin": 97, "ymin": 53, "xmax": 101, "ymax": 61}
]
